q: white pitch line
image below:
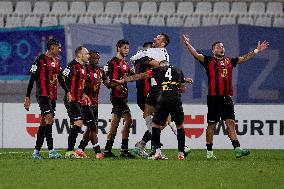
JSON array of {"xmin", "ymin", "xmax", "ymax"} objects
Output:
[{"xmin": 0, "ymin": 150, "xmax": 64, "ymax": 155}]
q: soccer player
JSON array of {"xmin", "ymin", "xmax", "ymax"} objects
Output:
[
  {"xmin": 182, "ymin": 34, "xmax": 269, "ymax": 158},
  {"xmin": 103, "ymin": 39, "xmax": 135, "ymax": 158},
  {"xmin": 133, "ymin": 41, "xmax": 153, "ymax": 111},
  {"xmin": 24, "ymin": 38, "xmax": 71, "ymax": 160},
  {"xmin": 113, "ymin": 60, "xmax": 189, "ymax": 160},
  {"xmin": 130, "ymin": 34, "xmax": 170, "ymax": 155},
  {"xmin": 76, "ymin": 50, "xmax": 111, "ymax": 159},
  {"xmin": 63, "ymin": 46, "xmax": 98, "ymax": 158}
]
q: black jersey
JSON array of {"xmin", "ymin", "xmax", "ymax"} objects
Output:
[{"xmin": 147, "ymin": 65, "xmax": 185, "ymax": 98}]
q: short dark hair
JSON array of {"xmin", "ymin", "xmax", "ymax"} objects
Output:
[
  {"xmin": 47, "ymin": 38, "xmax": 61, "ymax": 50},
  {"xmin": 143, "ymin": 42, "xmax": 153, "ymax": 48},
  {"xmin": 116, "ymin": 39, "xmax": 129, "ymax": 51},
  {"xmin": 160, "ymin": 33, "xmax": 170, "ymax": 47},
  {"xmin": 211, "ymin": 41, "xmax": 222, "ymax": 50},
  {"xmin": 75, "ymin": 46, "xmax": 85, "ymax": 56},
  {"xmin": 89, "ymin": 49, "xmax": 98, "ymax": 54}
]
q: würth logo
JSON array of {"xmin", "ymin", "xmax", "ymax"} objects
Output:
[
  {"xmin": 184, "ymin": 115, "xmax": 205, "ymax": 138},
  {"xmin": 26, "ymin": 114, "xmax": 41, "ymax": 137}
]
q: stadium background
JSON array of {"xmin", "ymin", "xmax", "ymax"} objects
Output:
[{"xmin": 0, "ymin": 0, "xmax": 283, "ymax": 149}]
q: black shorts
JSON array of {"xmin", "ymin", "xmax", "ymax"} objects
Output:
[
  {"xmin": 110, "ymin": 98, "xmax": 130, "ymax": 116},
  {"xmin": 152, "ymin": 95, "xmax": 184, "ymax": 126},
  {"xmin": 64, "ymin": 100, "xmax": 83, "ymax": 123},
  {"xmin": 207, "ymin": 95, "xmax": 235, "ymax": 123},
  {"xmin": 37, "ymin": 96, "xmax": 56, "ymax": 115},
  {"xmin": 145, "ymin": 88, "xmax": 161, "ymax": 107},
  {"xmin": 82, "ymin": 105, "xmax": 96, "ymax": 126},
  {"xmin": 91, "ymin": 106, "xmax": 98, "ymax": 121}
]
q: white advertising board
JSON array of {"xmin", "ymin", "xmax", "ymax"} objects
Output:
[{"xmin": 1, "ymin": 103, "xmax": 283, "ymax": 149}]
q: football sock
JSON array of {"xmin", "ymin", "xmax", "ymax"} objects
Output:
[
  {"xmin": 78, "ymin": 139, "xmax": 89, "ymax": 151},
  {"xmin": 206, "ymin": 143, "xmax": 213, "ymax": 151},
  {"xmin": 152, "ymin": 127, "xmax": 161, "ymax": 151},
  {"xmin": 35, "ymin": 126, "xmax": 45, "ymax": 151},
  {"xmin": 121, "ymin": 139, "xmax": 129, "ymax": 150},
  {"xmin": 141, "ymin": 130, "xmax": 152, "ymax": 143},
  {"xmin": 44, "ymin": 124, "xmax": 53, "ymax": 151},
  {"xmin": 93, "ymin": 144, "xmax": 101, "ymax": 153},
  {"xmin": 169, "ymin": 122, "xmax": 177, "ymax": 136},
  {"xmin": 177, "ymin": 128, "xmax": 185, "ymax": 152},
  {"xmin": 231, "ymin": 140, "xmax": 240, "ymax": 149},
  {"xmin": 145, "ymin": 115, "xmax": 152, "ymax": 133},
  {"xmin": 67, "ymin": 125, "xmax": 81, "ymax": 151},
  {"xmin": 105, "ymin": 139, "xmax": 114, "ymax": 152}
]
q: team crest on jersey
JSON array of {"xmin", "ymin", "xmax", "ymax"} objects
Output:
[
  {"xmin": 82, "ymin": 69, "xmax": 85, "ymax": 74},
  {"xmin": 122, "ymin": 64, "xmax": 127, "ymax": 70},
  {"xmin": 220, "ymin": 61, "xmax": 224, "ymax": 66},
  {"xmin": 51, "ymin": 62, "xmax": 55, "ymax": 67}
]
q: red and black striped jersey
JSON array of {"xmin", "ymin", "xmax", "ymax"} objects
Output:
[
  {"xmin": 85, "ymin": 64, "xmax": 108, "ymax": 106},
  {"xmin": 63, "ymin": 60, "xmax": 86, "ymax": 103},
  {"xmin": 26, "ymin": 54, "xmax": 67, "ymax": 100},
  {"xmin": 106, "ymin": 57, "xmax": 132, "ymax": 99},
  {"xmin": 200, "ymin": 56, "xmax": 238, "ymax": 96}
]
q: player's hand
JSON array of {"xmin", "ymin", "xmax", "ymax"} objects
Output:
[
  {"xmin": 66, "ymin": 92, "xmax": 72, "ymax": 103},
  {"xmin": 185, "ymin": 77, "xmax": 193, "ymax": 84},
  {"xmin": 256, "ymin": 40, "xmax": 269, "ymax": 53},
  {"xmin": 83, "ymin": 94, "xmax": 92, "ymax": 106},
  {"xmin": 182, "ymin": 34, "xmax": 191, "ymax": 46},
  {"xmin": 24, "ymin": 97, "xmax": 31, "ymax": 111},
  {"xmin": 94, "ymin": 78, "xmax": 102, "ymax": 85}
]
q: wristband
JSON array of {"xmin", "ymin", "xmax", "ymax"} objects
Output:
[{"xmin": 254, "ymin": 49, "xmax": 259, "ymax": 54}]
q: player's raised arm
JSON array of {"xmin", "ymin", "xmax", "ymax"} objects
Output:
[
  {"xmin": 237, "ymin": 40, "xmax": 269, "ymax": 64},
  {"xmin": 182, "ymin": 34, "xmax": 205, "ymax": 63},
  {"xmin": 130, "ymin": 50, "xmax": 147, "ymax": 62}
]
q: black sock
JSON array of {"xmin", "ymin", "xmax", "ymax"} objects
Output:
[
  {"xmin": 177, "ymin": 128, "xmax": 185, "ymax": 152},
  {"xmin": 152, "ymin": 127, "xmax": 161, "ymax": 151},
  {"xmin": 206, "ymin": 143, "xmax": 213, "ymax": 151},
  {"xmin": 78, "ymin": 140, "xmax": 89, "ymax": 151},
  {"xmin": 93, "ymin": 145, "xmax": 101, "ymax": 153},
  {"xmin": 142, "ymin": 130, "xmax": 152, "ymax": 143},
  {"xmin": 67, "ymin": 125, "xmax": 81, "ymax": 151},
  {"xmin": 231, "ymin": 140, "xmax": 240, "ymax": 149},
  {"xmin": 105, "ymin": 140, "xmax": 114, "ymax": 152},
  {"xmin": 121, "ymin": 139, "xmax": 128, "ymax": 150},
  {"xmin": 35, "ymin": 126, "xmax": 45, "ymax": 151},
  {"xmin": 45, "ymin": 124, "xmax": 53, "ymax": 151}
]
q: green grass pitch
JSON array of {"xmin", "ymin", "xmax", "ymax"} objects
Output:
[{"xmin": 0, "ymin": 149, "xmax": 283, "ymax": 189}]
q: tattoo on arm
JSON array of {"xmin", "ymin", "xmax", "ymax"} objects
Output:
[
  {"xmin": 125, "ymin": 72, "xmax": 149, "ymax": 82},
  {"xmin": 239, "ymin": 50, "xmax": 256, "ymax": 64}
]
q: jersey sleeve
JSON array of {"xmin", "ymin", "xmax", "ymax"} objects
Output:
[
  {"xmin": 146, "ymin": 69, "xmax": 154, "ymax": 77},
  {"xmin": 101, "ymin": 68, "xmax": 108, "ymax": 82},
  {"xmin": 230, "ymin": 57, "xmax": 239, "ymax": 67},
  {"xmin": 29, "ymin": 55, "xmax": 42, "ymax": 77},
  {"xmin": 107, "ymin": 61, "xmax": 117, "ymax": 80},
  {"xmin": 62, "ymin": 63, "xmax": 73, "ymax": 88},
  {"xmin": 200, "ymin": 55, "xmax": 212, "ymax": 67},
  {"xmin": 130, "ymin": 50, "xmax": 147, "ymax": 62}
]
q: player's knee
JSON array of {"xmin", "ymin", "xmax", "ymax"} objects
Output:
[
  {"xmin": 45, "ymin": 114, "xmax": 54, "ymax": 125},
  {"xmin": 74, "ymin": 120, "xmax": 83, "ymax": 127},
  {"xmin": 225, "ymin": 119, "xmax": 235, "ymax": 128}
]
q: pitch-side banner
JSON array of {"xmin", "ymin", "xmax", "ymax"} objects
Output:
[{"xmin": 0, "ymin": 103, "xmax": 283, "ymax": 149}]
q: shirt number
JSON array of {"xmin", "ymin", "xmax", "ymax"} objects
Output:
[{"xmin": 165, "ymin": 68, "xmax": 172, "ymax": 80}]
